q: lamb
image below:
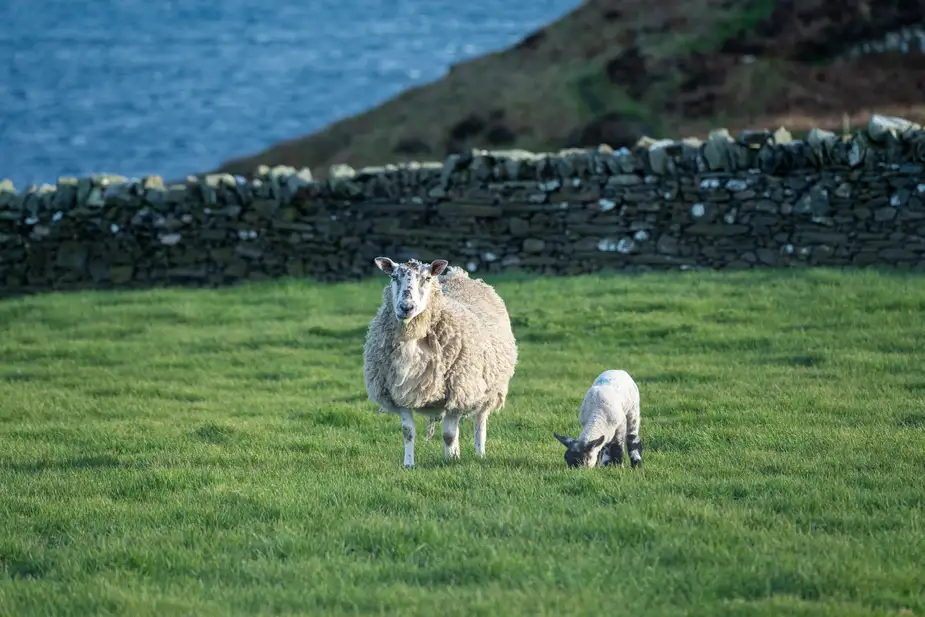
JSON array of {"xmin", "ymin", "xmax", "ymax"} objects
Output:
[
  {"xmin": 553, "ymin": 369, "xmax": 643, "ymax": 469},
  {"xmin": 363, "ymin": 256, "xmax": 518, "ymax": 468}
]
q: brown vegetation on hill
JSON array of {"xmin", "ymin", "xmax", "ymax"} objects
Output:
[{"xmin": 204, "ymin": 0, "xmax": 925, "ymax": 179}]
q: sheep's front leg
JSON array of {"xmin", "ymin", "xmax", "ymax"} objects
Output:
[
  {"xmin": 603, "ymin": 426, "xmax": 626, "ymax": 468},
  {"xmin": 442, "ymin": 414, "xmax": 461, "ymax": 461},
  {"xmin": 400, "ymin": 409, "xmax": 416, "ymax": 468},
  {"xmin": 602, "ymin": 440, "xmax": 624, "ymax": 467},
  {"xmin": 473, "ymin": 412, "xmax": 488, "ymax": 458}
]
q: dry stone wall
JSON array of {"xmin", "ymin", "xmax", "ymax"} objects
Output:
[{"xmin": 2, "ymin": 115, "xmax": 925, "ymax": 297}]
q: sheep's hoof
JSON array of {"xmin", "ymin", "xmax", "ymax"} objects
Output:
[{"xmin": 403, "ymin": 464, "xmax": 415, "ymax": 469}]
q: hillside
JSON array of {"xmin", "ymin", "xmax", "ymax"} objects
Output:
[{"xmin": 205, "ymin": 0, "xmax": 925, "ymax": 179}]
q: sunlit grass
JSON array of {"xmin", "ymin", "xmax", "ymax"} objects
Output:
[{"xmin": 0, "ymin": 267, "xmax": 923, "ymax": 616}]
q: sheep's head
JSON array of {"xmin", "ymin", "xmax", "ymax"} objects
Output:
[
  {"xmin": 554, "ymin": 432, "xmax": 606, "ymax": 468},
  {"xmin": 374, "ymin": 257, "xmax": 449, "ymax": 324}
]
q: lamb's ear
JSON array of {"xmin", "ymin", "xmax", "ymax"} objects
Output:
[
  {"xmin": 429, "ymin": 259, "xmax": 449, "ymax": 276},
  {"xmin": 374, "ymin": 257, "xmax": 396, "ymax": 275},
  {"xmin": 583, "ymin": 435, "xmax": 606, "ymax": 451},
  {"xmin": 553, "ymin": 432, "xmax": 574, "ymax": 448}
]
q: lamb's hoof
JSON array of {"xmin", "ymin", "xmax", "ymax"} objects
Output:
[{"xmin": 403, "ymin": 464, "xmax": 415, "ymax": 469}]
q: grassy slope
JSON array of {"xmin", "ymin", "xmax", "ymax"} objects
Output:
[
  {"xmin": 207, "ymin": 0, "xmax": 774, "ymax": 178},
  {"xmin": 1, "ymin": 268, "xmax": 924, "ymax": 616},
  {"xmin": 204, "ymin": 0, "xmax": 925, "ymax": 180}
]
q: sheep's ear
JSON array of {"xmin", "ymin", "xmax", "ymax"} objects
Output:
[
  {"xmin": 554, "ymin": 432, "xmax": 574, "ymax": 448},
  {"xmin": 583, "ymin": 435, "xmax": 606, "ymax": 451},
  {"xmin": 374, "ymin": 257, "xmax": 396, "ymax": 275},
  {"xmin": 430, "ymin": 259, "xmax": 449, "ymax": 276}
]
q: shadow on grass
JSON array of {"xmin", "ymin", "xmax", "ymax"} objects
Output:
[
  {"xmin": 3, "ymin": 454, "xmax": 135, "ymax": 474},
  {"xmin": 190, "ymin": 423, "xmax": 235, "ymax": 445},
  {"xmin": 0, "ymin": 372, "xmax": 41, "ymax": 383},
  {"xmin": 896, "ymin": 412, "xmax": 925, "ymax": 429},
  {"xmin": 636, "ymin": 372, "xmax": 717, "ymax": 385},
  {"xmin": 304, "ymin": 325, "xmax": 369, "ymax": 340},
  {"xmin": 755, "ymin": 354, "xmax": 826, "ymax": 368},
  {"xmin": 0, "ymin": 553, "xmax": 47, "ymax": 580}
]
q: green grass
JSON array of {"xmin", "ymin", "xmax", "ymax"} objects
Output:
[{"xmin": 1, "ymin": 268, "xmax": 924, "ymax": 617}]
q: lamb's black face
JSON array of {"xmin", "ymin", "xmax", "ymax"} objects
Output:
[
  {"xmin": 563, "ymin": 445, "xmax": 596, "ymax": 468},
  {"xmin": 554, "ymin": 432, "xmax": 606, "ymax": 468}
]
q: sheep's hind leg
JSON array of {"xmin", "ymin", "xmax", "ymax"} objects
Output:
[
  {"xmin": 627, "ymin": 435, "xmax": 643, "ymax": 470},
  {"xmin": 399, "ymin": 409, "xmax": 416, "ymax": 469},
  {"xmin": 473, "ymin": 411, "xmax": 489, "ymax": 458},
  {"xmin": 442, "ymin": 414, "xmax": 461, "ymax": 461}
]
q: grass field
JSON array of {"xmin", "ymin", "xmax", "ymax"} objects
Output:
[{"xmin": 0, "ymin": 267, "xmax": 923, "ymax": 617}]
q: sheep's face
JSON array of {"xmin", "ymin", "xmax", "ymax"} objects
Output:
[
  {"xmin": 554, "ymin": 432, "xmax": 606, "ymax": 468},
  {"xmin": 374, "ymin": 257, "xmax": 449, "ymax": 324}
]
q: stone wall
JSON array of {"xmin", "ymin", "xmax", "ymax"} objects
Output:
[{"xmin": 2, "ymin": 115, "xmax": 925, "ymax": 297}]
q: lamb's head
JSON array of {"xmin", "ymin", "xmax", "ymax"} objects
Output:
[
  {"xmin": 374, "ymin": 256, "xmax": 450, "ymax": 324},
  {"xmin": 554, "ymin": 432, "xmax": 606, "ymax": 468}
]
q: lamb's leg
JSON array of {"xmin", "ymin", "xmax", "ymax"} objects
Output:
[
  {"xmin": 604, "ymin": 439, "xmax": 624, "ymax": 467},
  {"xmin": 627, "ymin": 436, "xmax": 643, "ymax": 470},
  {"xmin": 399, "ymin": 409, "xmax": 416, "ymax": 469},
  {"xmin": 626, "ymin": 407, "xmax": 643, "ymax": 470},
  {"xmin": 473, "ymin": 411, "xmax": 488, "ymax": 458},
  {"xmin": 442, "ymin": 414, "xmax": 461, "ymax": 461},
  {"xmin": 603, "ymin": 426, "xmax": 626, "ymax": 468}
]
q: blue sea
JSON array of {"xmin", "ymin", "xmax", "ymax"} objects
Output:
[{"xmin": 0, "ymin": 0, "xmax": 580, "ymax": 189}]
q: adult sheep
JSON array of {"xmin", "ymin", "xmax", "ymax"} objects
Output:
[{"xmin": 363, "ymin": 257, "xmax": 518, "ymax": 468}]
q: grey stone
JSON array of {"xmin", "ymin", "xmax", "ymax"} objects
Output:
[
  {"xmin": 847, "ymin": 139, "xmax": 866, "ymax": 167},
  {"xmin": 874, "ymin": 207, "xmax": 897, "ymax": 222},
  {"xmin": 738, "ymin": 130, "xmax": 772, "ymax": 147},
  {"xmin": 834, "ymin": 183, "xmax": 852, "ymax": 199},
  {"xmin": 656, "ymin": 235, "xmax": 679, "ymax": 255},
  {"xmin": 143, "ymin": 176, "xmax": 165, "ymax": 190},
  {"xmin": 607, "ymin": 174, "xmax": 642, "ymax": 187},
  {"xmin": 286, "ymin": 169, "xmax": 314, "ymax": 192},
  {"xmin": 868, "ymin": 114, "xmax": 921, "ymax": 142},
  {"xmin": 522, "ymin": 238, "xmax": 545, "ymax": 253},
  {"xmin": 686, "ymin": 223, "xmax": 750, "ymax": 236},
  {"xmin": 890, "ymin": 189, "xmax": 911, "ymax": 208},
  {"xmin": 807, "ymin": 128, "xmax": 838, "ymax": 156},
  {"xmin": 86, "ymin": 187, "xmax": 104, "ymax": 207},
  {"xmin": 703, "ymin": 130, "xmax": 734, "ymax": 170},
  {"xmin": 509, "ymin": 218, "xmax": 530, "ymax": 236},
  {"xmin": 879, "ymin": 248, "xmax": 917, "ymax": 260},
  {"xmin": 755, "ymin": 248, "xmax": 777, "ymax": 265},
  {"xmin": 329, "ymin": 164, "xmax": 356, "ymax": 179},
  {"xmin": 773, "ymin": 127, "xmax": 793, "ymax": 144},
  {"xmin": 646, "ymin": 140, "xmax": 674, "ymax": 174},
  {"xmin": 726, "ymin": 179, "xmax": 748, "ymax": 192}
]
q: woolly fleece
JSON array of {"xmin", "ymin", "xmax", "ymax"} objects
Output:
[{"xmin": 363, "ymin": 264, "xmax": 518, "ymax": 422}]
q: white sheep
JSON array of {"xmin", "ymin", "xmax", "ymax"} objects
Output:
[
  {"xmin": 363, "ymin": 257, "xmax": 518, "ymax": 468},
  {"xmin": 553, "ymin": 369, "xmax": 643, "ymax": 469}
]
